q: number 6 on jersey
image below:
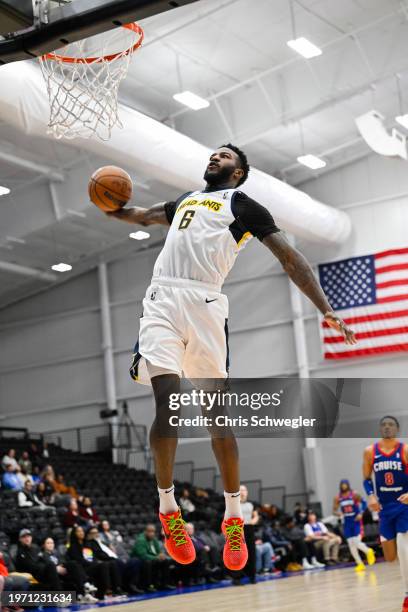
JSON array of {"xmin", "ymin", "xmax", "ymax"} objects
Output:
[{"xmin": 178, "ymin": 209, "xmax": 196, "ymax": 230}]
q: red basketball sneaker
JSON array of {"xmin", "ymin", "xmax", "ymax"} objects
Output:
[
  {"xmin": 402, "ymin": 596, "xmax": 408, "ymax": 612},
  {"xmin": 159, "ymin": 508, "xmax": 196, "ymax": 565},
  {"xmin": 221, "ymin": 517, "xmax": 248, "ymax": 571}
]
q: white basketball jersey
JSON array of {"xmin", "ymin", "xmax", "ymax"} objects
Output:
[{"xmin": 152, "ymin": 188, "xmax": 253, "ymax": 290}]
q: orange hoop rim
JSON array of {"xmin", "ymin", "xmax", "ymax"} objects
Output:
[{"xmin": 42, "ymin": 22, "xmax": 144, "ymax": 64}]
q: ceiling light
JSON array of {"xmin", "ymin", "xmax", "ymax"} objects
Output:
[
  {"xmin": 129, "ymin": 231, "xmax": 150, "ymax": 241},
  {"xmin": 173, "ymin": 91, "xmax": 210, "ymax": 110},
  {"xmin": 51, "ymin": 263, "xmax": 72, "ymax": 272},
  {"xmin": 297, "ymin": 154, "xmax": 327, "ymax": 169},
  {"xmin": 287, "ymin": 37, "xmax": 322, "ymax": 59},
  {"xmin": 396, "ymin": 114, "xmax": 408, "ymax": 130},
  {"xmin": 0, "ymin": 186, "xmax": 10, "ymax": 196}
]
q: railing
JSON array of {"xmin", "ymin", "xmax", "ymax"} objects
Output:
[
  {"xmin": 43, "ymin": 424, "xmax": 112, "ymax": 454},
  {"xmin": 0, "ymin": 427, "xmax": 39, "ymax": 440}
]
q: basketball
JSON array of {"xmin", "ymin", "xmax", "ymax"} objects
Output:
[{"xmin": 88, "ymin": 166, "xmax": 133, "ymax": 212}]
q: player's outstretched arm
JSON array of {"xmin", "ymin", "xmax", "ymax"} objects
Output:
[
  {"xmin": 363, "ymin": 446, "xmax": 381, "ymax": 512},
  {"xmin": 107, "ymin": 202, "xmax": 170, "ymax": 226},
  {"xmin": 262, "ymin": 232, "xmax": 356, "ymax": 345}
]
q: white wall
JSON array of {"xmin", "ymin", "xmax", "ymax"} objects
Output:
[{"xmin": 1, "ymin": 151, "xmax": 408, "ymax": 508}]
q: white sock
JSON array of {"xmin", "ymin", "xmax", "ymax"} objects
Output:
[
  {"xmin": 158, "ymin": 484, "xmax": 178, "ymax": 514},
  {"xmin": 397, "ymin": 532, "xmax": 408, "ymax": 597},
  {"xmin": 224, "ymin": 490, "xmax": 243, "ymax": 519},
  {"xmin": 347, "ymin": 537, "xmax": 363, "ymax": 564}
]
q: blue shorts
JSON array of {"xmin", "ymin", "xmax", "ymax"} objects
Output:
[
  {"xmin": 344, "ymin": 519, "xmax": 361, "ymax": 539},
  {"xmin": 379, "ymin": 502, "xmax": 408, "ymax": 541}
]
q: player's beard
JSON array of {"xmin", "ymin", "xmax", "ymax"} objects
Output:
[{"xmin": 203, "ymin": 166, "xmax": 234, "ymax": 187}]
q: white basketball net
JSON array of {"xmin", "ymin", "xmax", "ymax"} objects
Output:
[{"xmin": 39, "ymin": 23, "xmax": 143, "ymax": 141}]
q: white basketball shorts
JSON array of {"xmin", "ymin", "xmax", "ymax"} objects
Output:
[{"xmin": 130, "ymin": 277, "xmax": 230, "ymax": 385}]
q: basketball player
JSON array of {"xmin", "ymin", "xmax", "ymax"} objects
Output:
[
  {"xmin": 108, "ymin": 144, "xmax": 356, "ymax": 572},
  {"xmin": 333, "ymin": 479, "xmax": 375, "ymax": 571},
  {"xmin": 363, "ymin": 416, "xmax": 408, "ymax": 611}
]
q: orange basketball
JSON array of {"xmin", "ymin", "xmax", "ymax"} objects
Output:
[{"xmin": 88, "ymin": 166, "xmax": 133, "ymax": 212}]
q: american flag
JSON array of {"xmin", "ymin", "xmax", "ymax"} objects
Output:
[{"xmin": 318, "ymin": 247, "xmax": 408, "ymax": 359}]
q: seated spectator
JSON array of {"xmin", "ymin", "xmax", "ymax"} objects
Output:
[
  {"xmin": 15, "ymin": 466, "xmax": 26, "ymax": 489},
  {"xmin": 41, "ymin": 464, "xmax": 56, "ymax": 481},
  {"xmin": 36, "ymin": 481, "xmax": 55, "ymax": 506},
  {"xmin": 1, "ymin": 449, "xmax": 18, "ymax": 472},
  {"xmin": 84, "ymin": 527, "xmax": 122, "ymax": 595},
  {"xmin": 29, "ymin": 443, "xmax": 43, "ymax": 468},
  {"xmin": 280, "ymin": 516, "xmax": 311, "ymax": 571},
  {"xmin": 294, "ymin": 502, "xmax": 308, "ymax": 525},
  {"xmin": 53, "ymin": 474, "xmax": 78, "ymax": 499},
  {"xmin": 179, "ymin": 488, "xmax": 196, "ymax": 517},
  {"xmin": 195, "ymin": 525, "xmax": 224, "ymax": 571},
  {"xmin": 64, "ymin": 499, "xmax": 89, "ymax": 529},
  {"xmin": 67, "ymin": 526, "xmax": 112, "ymax": 600},
  {"xmin": 255, "ymin": 538, "xmax": 280, "ymax": 575},
  {"xmin": 40, "ymin": 537, "xmax": 97, "ymax": 604},
  {"xmin": 42, "ymin": 442, "xmax": 50, "ymax": 461},
  {"xmin": 183, "ymin": 523, "xmax": 219, "ymax": 585},
  {"xmin": 18, "ymin": 481, "xmax": 51, "ymax": 512},
  {"xmin": 0, "ymin": 549, "xmax": 30, "ymax": 599},
  {"xmin": 18, "ymin": 452, "xmax": 32, "ymax": 475},
  {"xmin": 260, "ymin": 504, "xmax": 285, "ymax": 524},
  {"xmin": 99, "ymin": 520, "xmax": 144, "ymax": 595},
  {"xmin": 304, "ymin": 512, "xmax": 341, "ymax": 567},
  {"xmin": 31, "ymin": 466, "xmax": 42, "ymax": 486},
  {"xmin": 131, "ymin": 524, "xmax": 174, "ymax": 592},
  {"xmin": 2, "ymin": 464, "xmax": 23, "ymax": 491},
  {"xmin": 15, "ymin": 529, "xmax": 62, "ymax": 590},
  {"xmin": 79, "ymin": 497, "xmax": 99, "ymax": 525}
]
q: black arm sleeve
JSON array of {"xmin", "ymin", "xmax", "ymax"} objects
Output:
[
  {"xmin": 232, "ymin": 191, "xmax": 280, "ymax": 241},
  {"xmin": 164, "ymin": 191, "xmax": 193, "ymax": 224}
]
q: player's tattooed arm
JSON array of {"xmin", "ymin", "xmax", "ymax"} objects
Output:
[
  {"xmin": 262, "ymin": 231, "xmax": 356, "ymax": 345},
  {"xmin": 107, "ymin": 202, "xmax": 170, "ymax": 226},
  {"xmin": 363, "ymin": 446, "xmax": 381, "ymax": 512}
]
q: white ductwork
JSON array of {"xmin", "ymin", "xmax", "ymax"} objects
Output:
[{"xmin": 0, "ymin": 62, "xmax": 351, "ymax": 244}]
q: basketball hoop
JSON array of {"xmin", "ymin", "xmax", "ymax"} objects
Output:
[{"xmin": 39, "ymin": 22, "xmax": 144, "ymax": 140}]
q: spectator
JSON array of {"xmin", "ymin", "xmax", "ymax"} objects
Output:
[
  {"xmin": 85, "ymin": 527, "xmax": 123, "ymax": 595},
  {"xmin": 183, "ymin": 523, "xmax": 219, "ymax": 585},
  {"xmin": 294, "ymin": 502, "xmax": 308, "ymax": 526},
  {"xmin": 15, "ymin": 529, "xmax": 62, "ymax": 590},
  {"xmin": 179, "ymin": 488, "xmax": 196, "ymax": 518},
  {"xmin": 2, "ymin": 465, "xmax": 23, "ymax": 491},
  {"xmin": 64, "ymin": 499, "xmax": 89, "ymax": 529},
  {"xmin": 53, "ymin": 474, "xmax": 78, "ymax": 499},
  {"xmin": 131, "ymin": 524, "xmax": 173, "ymax": 592},
  {"xmin": 304, "ymin": 512, "xmax": 341, "ymax": 566},
  {"xmin": 99, "ymin": 520, "xmax": 144, "ymax": 595},
  {"xmin": 1, "ymin": 449, "xmax": 18, "ymax": 472},
  {"xmin": 18, "ymin": 481, "xmax": 50, "ymax": 511},
  {"xmin": 18, "ymin": 452, "xmax": 32, "ymax": 475},
  {"xmin": 31, "ymin": 466, "xmax": 42, "ymax": 486},
  {"xmin": 79, "ymin": 497, "xmax": 100, "ymax": 525},
  {"xmin": 0, "ymin": 549, "xmax": 30, "ymax": 600},
  {"xmin": 196, "ymin": 526, "xmax": 224, "ymax": 573},
  {"xmin": 29, "ymin": 443, "xmax": 43, "ymax": 468},
  {"xmin": 66, "ymin": 526, "xmax": 112, "ymax": 600},
  {"xmin": 255, "ymin": 538, "xmax": 280, "ymax": 576},
  {"xmin": 280, "ymin": 516, "xmax": 311, "ymax": 571},
  {"xmin": 36, "ymin": 481, "xmax": 55, "ymax": 506},
  {"xmin": 40, "ymin": 537, "xmax": 98, "ymax": 604},
  {"xmin": 260, "ymin": 504, "xmax": 285, "ymax": 524},
  {"xmin": 238, "ymin": 484, "xmax": 258, "ymax": 584},
  {"xmin": 15, "ymin": 466, "xmax": 26, "ymax": 489},
  {"xmin": 42, "ymin": 442, "xmax": 50, "ymax": 461}
]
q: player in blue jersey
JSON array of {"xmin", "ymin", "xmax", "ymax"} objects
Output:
[
  {"xmin": 333, "ymin": 479, "xmax": 375, "ymax": 571},
  {"xmin": 363, "ymin": 416, "xmax": 408, "ymax": 612}
]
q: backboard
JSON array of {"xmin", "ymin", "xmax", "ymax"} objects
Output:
[{"xmin": 0, "ymin": 0, "xmax": 200, "ymax": 64}]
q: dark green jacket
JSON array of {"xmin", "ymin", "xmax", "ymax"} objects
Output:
[{"xmin": 131, "ymin": 533, "xmax": 160, "ymax": 560}]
